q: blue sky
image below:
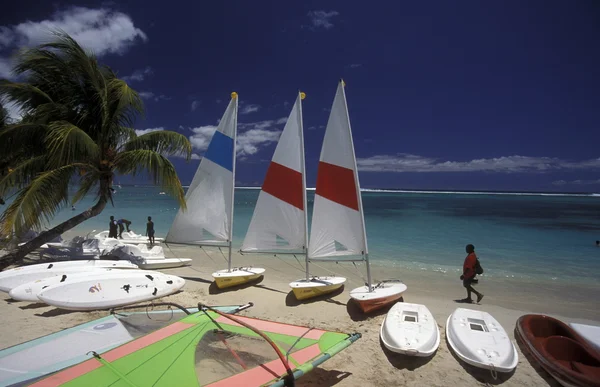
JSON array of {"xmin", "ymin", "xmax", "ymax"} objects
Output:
[{"xmin": 1, "ymin": 1, "xmax": 599, "ymax": 192}]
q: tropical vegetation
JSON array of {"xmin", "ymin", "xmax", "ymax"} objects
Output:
[{"xmin": 0, "ymin": 31, "xmax": 191, "ymax": 268}]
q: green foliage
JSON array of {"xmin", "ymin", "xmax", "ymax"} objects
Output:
[{"xmin": 0, "ymin": 30, "xmax": 191, "ymax": 236}]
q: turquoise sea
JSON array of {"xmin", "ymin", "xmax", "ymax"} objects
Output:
[{"xmin": 23, "ymin": 187, "xmax": 600, "ymax": 286}]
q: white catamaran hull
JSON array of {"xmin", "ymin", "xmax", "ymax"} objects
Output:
[
  {"xmin": 289, "ymin": 276, "xmax": 346, "ymax": 300},
  {"xmin": 212, "ymin": 267, "xmax": 265, "ymax": 289},
  {"xmin": 349, "ymin": 281, "xmax": 407, "ymax": 313},
  {"xmin": 380, "ymin": 302, "xmax": 440, "ymax": 356}
]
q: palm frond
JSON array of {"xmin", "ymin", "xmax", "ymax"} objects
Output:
[
  {"xmin": 0, "ymin": 163, "xmax": 84, "ymax": 235},
  {"xmin": 122, "ymin": 130, "xmax": 192, "ymax": 159},
  {"xmin": 46, "ymin": 121, "xmax": 100, "ymax": 167},
  {"xmin": 0, "ymin": 123, "xmax": 48, "ymax": 157},
  {"xmin": 114, "ymin": 150, "xmax": 186, "ymax": 209},
  {"xmin": 0, "ymin": 80, "xmax": 54, "ymax": 110},
  {"xmin": 0, "ymin": 156, "xmax": 48, "ymax": 196}
]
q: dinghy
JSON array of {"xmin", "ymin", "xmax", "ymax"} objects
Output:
[
  {"xmin": 0, "ymin": 260, "xmax": 139, "ymax": 292},
  {"xmin": 380, "ymin": 302, "xmax": 440, "ymax": 356},
  {"xmin": 446, "ymin": 308, "xmax": 518, "ymax": 372},
  {"xmin": 165, "ymin": 93, "xmax": 265, "ymax": 288},
  {"xmin": 39, "ymin": 238, "xmax": 122, "ymax": 260},
  {"xmin": 110, "ymin": 244, "xmax": 192, "ymax": 269},
  {"xmin": 9, "ymin": 269, "xmax": 145, "ymax": 302},
  {"xmin": 516, "ymin": 314, "xmax": 600, "ymax": 387},
  {"xmin": 95, "ymin": 230, "xmax": 164, "ymax": 244},
  {"xmin": 37, "ymin": 271, "xmax": 185, "ymax": 310},
  {"xmin": 571, "ymin": 323, "xmax": 600, "ymax": 353}
]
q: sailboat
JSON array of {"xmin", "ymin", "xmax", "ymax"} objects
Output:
[
  {"xmin": 241, "ymin": 91, "xmax": 308, "ymax": 277},
  {"xmin": 294, "ymin": 80, "xmax": 407, "ymax": 309},
  {"xmin": 165, "ymin": 93, "xmax": 264, "ymax": 289}
]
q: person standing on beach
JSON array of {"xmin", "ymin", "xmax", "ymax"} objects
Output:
[
  {"xmin": 460, "ymin": 244, "xmax": 484, "ymax": 303},
  {"xmin": 108, "ymin": 216, "xmax": 118, "ymax": 238},
  {"xmin": 146, "ymin": 216, "xmax": 155, "ymax": 244}
]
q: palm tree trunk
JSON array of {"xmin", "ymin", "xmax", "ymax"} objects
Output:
[{"xmin": 0, "ymin": 196, "xmax": 108, "ymax": 270}]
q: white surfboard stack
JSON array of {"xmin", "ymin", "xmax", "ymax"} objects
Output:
[{"xmin": 0, "ymin": 260, "xmax": 185, "ymax": 310}]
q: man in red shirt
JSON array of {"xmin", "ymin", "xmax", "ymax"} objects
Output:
[{"xmin": 460, "ymin": 244, "xmax": 484, "ymax": 303}]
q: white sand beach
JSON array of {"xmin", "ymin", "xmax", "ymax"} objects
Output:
[{"xmin": 0, "ymin": 242, "xmax": 598, "ymax": 387}]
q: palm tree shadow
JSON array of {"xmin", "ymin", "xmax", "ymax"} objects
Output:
[
  {"xmin": 513, "ymin": 328, "xmax": 562, "ymax": 386},
  {"xmin": 19, "ymin": 302, "xmax": 48, "ymax": 310},
  {"xmin": 379, "ymin": 336, "xmax": 434, "ymax": 370},
  {"xmin": 208, "ymin": 275, "xmax": 265, "ymax": 294},
  {"xmin": 35, "ymin": 308, "xmax": 82, "ymax": 317},
  {"xmin": 444, "ymin": 332, "xmax": 515, "ymax": 384},
  {"xmin": 346, "ymin": 297, "xmax": 399, "ymax": 322},
  {"xmin": 296, "ymin": 368, "xmax": 352, "ymax": 386},
  {"xmin": 285, "ymin": 286, "xmax": 345, "ymax": 307}
]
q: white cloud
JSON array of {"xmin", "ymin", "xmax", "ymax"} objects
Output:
[
  {"xmin": 2, "ymin": 101, "xmax": 23, "ymax": 122},
  {"xmin": 0, "ymin": 7, "xmax": 146, "ymax": 56},
  {"xmin": 240, "ymin": 104, "xmax": 261, "ymax": 115},
  {"xmin": 349, "ymin": 63, "xmax": 362, "ymax": 68},
  {"xmin": 283, "ymin": 101, "xmax": 290, "ymax": 107},
  {"xmin": 139, "ymin": 91, "xmax": 170, "ymax": 102},
  {"xmin": 134, "ymin": 127, "xmax": 163, "ymax": 136},
  {"xmin": 356, "ymin": 154, "xmax": 600, "ymax": 173},
  {"xmin": 216, "ymin": 99, "xmax": 222, "ymax": 104},
  {"xmin": 0, "ymin": 56, "xmax": 12, "ymax": 78},
  {"xmin": 122, "ymin": 66, "xmax": 153, "ymax": 82},
  {"xmin": 191, "ymin": 100, "xmax": 200, "ymax": 111},
  {"xmin": 276, "ymin": 117, "xmax": 288, "ymax": 124},
  {"xmin": 187, "ymin": 118, "xmax": 285, "ymax": 157},
  {"xmin": 190, "ymin": 154, "xmax": 201, "ymax": 160},
  {"xmin": 306, "ymin": 10, "xmax": 340, "ymax": 30}
]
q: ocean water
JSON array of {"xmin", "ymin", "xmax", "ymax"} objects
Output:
[{"xmin": 21, "ymin": 187, "xmax": 600, "ymax": 285}]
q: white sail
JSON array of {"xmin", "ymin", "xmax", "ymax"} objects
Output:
[
  {"xmin": 165, "ymin": 95, "xmax": 238, "ymax": 246},
  {"xmin": 308, "ymin": 81, "xmax": 368, "ymax": 259},
  {"xmin": 241, "ymin": 92, "xmax": 307, "ymax": 252}
]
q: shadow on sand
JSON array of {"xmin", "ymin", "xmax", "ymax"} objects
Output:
[
  {"xmin": 295, "ymin": 368, "xmax": 352, "ymax": 386},
  {"xmin": 35, "ymin": 308, "xmax": 81, "ymax": 317},
  {"xmin": 180, "ymin": 276, "xmax": 213, "ymax": 285},
  {"xmin": 19, "ymin": 302, "xmax": 48, "ymax": 310},
  {"xmin": 345, "ymin": 297, "xmax": 402, "ymax": 322},
  {"xmin": 208, "ymin": 276, "xmax": 265, "ymax": 295},
  {"xmin": 379, "ymin": 336, "xmax": 434, "ymax": 370},
  {"xmin": 444, "ymin": 333, "xmax": 515, "ymax": 385},
  {"xmin": 513, "ymin": 328, "xmax": 562, "ymax": 387},
  {"xmin": 285, "ymin": 286, "xmax": 346, "ymax": 307},
  {"xmin": 453, "ymin": 298, "xmax": 481, "ymax": 305}
]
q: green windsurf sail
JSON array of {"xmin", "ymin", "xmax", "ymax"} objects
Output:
[{"xmin": 31, "ymin": 304, "xmax": 360, "ymax": 387}]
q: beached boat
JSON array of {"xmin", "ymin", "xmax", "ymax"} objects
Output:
[
  {"xmin": 30, "ymin": 304, "xmax": 361, "ymax": 387},
  {"xmin": 516, "ymin": 314, "xmax": 600, "ymax": 387},
  {"xmin": 37, "ymin": 271, "xmax": 185, "ymax": 310},
  {"xmin": 39, "ymin": 237, "xmax": 122, "ymax": 260},
  {"xmin": 165, "ymin": 93, "xmax": 264, "ymax": 288},
  {"xmin": 380, "ymin": 302, "xmax": 440, "ymax": 356},
  {"xmin": 110, "ymin": 244, "xmax": 192, "ymax": 269},
  {"xmin": 571, "ymin": 323, "xmax": 600, "ymax": 352},
  {"xmin": 95, "ymin": 230, "xmax": 164, "ymax": 244},
  {"xmin": 446, "ymin": 308, "xmax": 518, "ymax": 372},
  {"xmin": 240, "ymin": 93, "xmax": 310, "ymax": 290},
  {"xmin": 290, "ymin": 80, "xmax": 406, "ymax": 306},
  {"xmin": 0, "ymin": 303, "xmax": 253, "ymax": 387},
  {"xmin": 0, "ymin": 260, "xmax": 139, "ymax": 292}
]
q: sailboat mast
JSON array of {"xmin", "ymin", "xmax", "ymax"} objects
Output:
[
  {"xmin": 298, "ymin": 91, "xmax": 310, "ymax": 281},
  {"xmin": 228, "ymin": 92, "xmax": 239, "ymax": 271},
  {"xmin": 340, "ymin": 80, "xmax": 371, "ymax": 290}
]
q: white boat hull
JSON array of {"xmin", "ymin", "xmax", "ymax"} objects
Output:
[
  {"xmin": 446, "ymin": 308, "xmax": 518, "ymax": 372},
  {"xmin": 38, "ymin": 272, "xmax": 185, "ymax": 310},
  {"xmin": 0, "ymin": 261, "xmax": 139, "ymax": 293},
  {"xmin": 350, "ymin": 281, "xmax": 407, "ymax": 313},
  {"xmin": 137, "ymin": 258, "xmax": 192, "ymax": 270},
  {"xmin": 289, "ymin": 276, "xmax": 346, "ymax": 300},
  {"xmin": 380, "ymin": 302, "xmax": 439, "ymax": 357},
  {"xmin": 212, "ymin": 267, "xmax": 265, "ymax": 288}
]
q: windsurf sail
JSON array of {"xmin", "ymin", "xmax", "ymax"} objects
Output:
[
  {"xmin": 0, "ymin": 303, "xmax": 251, "ymax": 387},
  {"xmin": 165, "ymin": 93, "xmax": 238, "ymax": 247},
  {"xmin": 241, "ymin": 92, "xmax": 308, "ymax": 254},
  {"xmin": 30, "ymin": 304, "xmax": 360, "ymax": 387}
]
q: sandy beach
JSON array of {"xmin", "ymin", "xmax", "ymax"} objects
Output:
[{"xmin": 1, "ymin": 241, "xmax": 599, "ymax": 387}]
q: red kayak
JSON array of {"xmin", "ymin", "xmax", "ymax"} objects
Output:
[{"xmin": 515, "ymin": 314, "xmax": 600, "ymax": 387}]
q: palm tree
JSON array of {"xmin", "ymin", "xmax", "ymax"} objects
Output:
[{"xmin": 0, "ymin": 32, "xmax": 191, "ymax": 268}]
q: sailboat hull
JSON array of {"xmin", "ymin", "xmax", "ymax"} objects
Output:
[
  {"xmin": 349, "ymin": 281, "xmax": 407, "ymax": 313},
  {"xmin": 289, "ymin": 276, "xmax": 346, "ymax": 300},
  {"xmin": 212, "ymin": 267, "xmax": 265, "ymax": 289}
]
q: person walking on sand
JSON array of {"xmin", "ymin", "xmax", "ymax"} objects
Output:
[
  {"xmin": 108, "ymin": 216, "xmax": 118, "ymax": 239},
  {"xmin": 117, "ymin": 218, "xmax": 132, "ymax": 238},
  {"xmin": 460, "ymin": 244, "xmax": 484, "ymax": 303},
  {"xmin": 146, "ymin": 216, "xmax": 155, "ymax": 245}
]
